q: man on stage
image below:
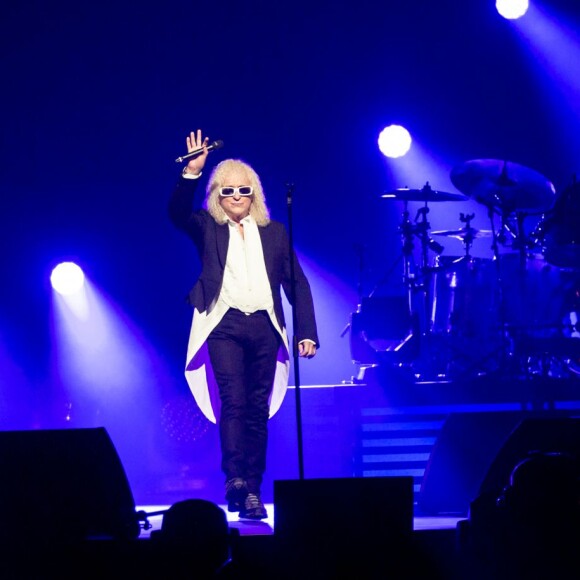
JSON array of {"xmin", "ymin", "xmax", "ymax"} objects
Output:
[{"xmin": 168, "ymin": 130, "xmax": 319, "ymax": 519}]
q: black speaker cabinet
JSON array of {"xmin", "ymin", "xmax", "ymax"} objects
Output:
[
  {"xmin": 0, "ymin": 427, "xmax": 139, "ymax": 543},
  {"xmin": 479, "ymin": 416, "xmax": 580, "ymax": 496},
  {"xmin": 274, "ymin": 477, "xmax": 415, "ymax": 575},
  {"xmin": 275, "ymin": 476, "xmax": 412, "ymax": 543},
  {"xmin": 418, "ymin": 410, "xmax": 580, "ymax": 516}
]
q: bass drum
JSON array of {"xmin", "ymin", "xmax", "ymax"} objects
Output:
[
  {"xmin": 499, "ymin": 253, "xmax": 580, "ymax": 377},
  {"xmin": 499, "ymin": 253, "xmax": 575, "ymax": 339},
  {"xmin": 540, "ymin": 181, "xmax": 580, "ymax": 269},
  {"xmin": 349, "ymin": 295, "xmax": 413, "ymax": 365}
]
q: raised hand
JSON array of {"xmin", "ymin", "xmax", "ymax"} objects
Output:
[{"xmin": 184, "ymin": 129, "xmax": 209, "ymax": 175}]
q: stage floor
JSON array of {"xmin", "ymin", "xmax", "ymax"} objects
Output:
[{"xmin": 136, "ymin": 504, "xmax": 462, "ymax": 537}]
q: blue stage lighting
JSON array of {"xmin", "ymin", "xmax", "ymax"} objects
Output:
[
  {"xmin": 378, "ymin": 125, "xmax": 412, "ymax": 158},
  {"xmin": 496, "ymin": 0, "xmax": 529, "ymax": 20},
  {"xmin": 50, "ymin": 262, "xmax": 85, "ymax": 296}
]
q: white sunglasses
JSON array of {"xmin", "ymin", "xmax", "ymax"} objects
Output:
[{"xmin": 219, "ymin": 186, "xmax": 253, "ymax": 197}]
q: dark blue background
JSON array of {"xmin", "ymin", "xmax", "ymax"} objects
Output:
[{"xmin": 2, "ymin": 0, "xmax": 579, "ymax": 503}]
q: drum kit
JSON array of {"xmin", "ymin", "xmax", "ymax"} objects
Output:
[{"xmin": 353, "ymin": 159, "xmax": 580, "ymax": 383}]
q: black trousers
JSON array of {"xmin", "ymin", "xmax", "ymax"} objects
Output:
[{"xmin": 207, "ymin": 308, "xmax": 280, "ymax": 494}]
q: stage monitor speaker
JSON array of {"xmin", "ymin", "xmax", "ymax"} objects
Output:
[
  {"xmin": 479, "ymin": 416, "xmax": 580, "ymax": 497},
  {"xmin": 0, "ymin": 427, "xmax": 139, "ymax": 543},
  {"xmin": 274, "ymin": 477, "xmax": 415, "ymax": 575},
  {"xmin": 274, "ymin": 476, "xmax": 413, "ymax": 554},
  {"xmin": 418, "ymin": 410, "xmax": 579, "ymax": 516}
]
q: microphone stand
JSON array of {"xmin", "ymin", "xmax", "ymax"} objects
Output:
[{"xmin": 286, "ymin": 182, "xmax": 305, "ymax": 480}]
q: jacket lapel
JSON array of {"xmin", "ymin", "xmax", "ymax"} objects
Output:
[
  {"xmin": 259, "ymin": 226, "xmax": 275, "ymax": 276},
  {"xmin": 216, "ymin": 222, "xmax": 229, "ymax": 269}
]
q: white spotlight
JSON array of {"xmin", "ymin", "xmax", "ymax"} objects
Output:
[
  {"xmin": 50, "ymin": 262, "xmax": 85, "ymax": 296},
  {"xmin": 496, "ymin": 0, "xmax": 529, "ymax": 20},
  {"xmin": 378, "ymin": 125, "xmax": 412, "ymax": 158}
]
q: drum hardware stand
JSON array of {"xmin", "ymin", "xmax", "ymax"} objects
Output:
[
  {"xmin": 353, "ymin": 243, "xmax": 366, "ymax": 301},
  {"xmin": 495, "ymin": 205, "xmax": 519, "ymax": 249},
  {"xmin": 486, "ymin": 202, "xmax": 516, "ymax": 371},
  {"xmin": 359, "ymin": 201, "xmax": 436, "ymax": 372},
  {"xmin": 367, "ymin": 253, "xmax": 404, "ymax": 300},
  {"xmin": 415, "ymin": 204, "xmax": 444, "ymax": 267},
  {"xmin": 399, "ymin": 201, "xmax": 444, "ymax": 338},
  {"xmin": 376, "ymin": 181, "xmax": 470, "ymax": 382},
  {"xmin": 389, "ymin": 201, "xmax": 424, "ymax": 363},
  {"xmin": 507, "ymin": 209, "xmax": 541, "ymax": 365},
  {"xmin": 399, "ymin": 201, "xmax": 455, "ymax": 381},
  {"xmin": 340, "ymin": 243, "xmax": 368, "ymax": 339},
  {"xmin": 399, "ymin": 201, "xmax": 422, "ymax": 325},
  {"xmin": 414, "ymin": 202, "xmax": 444, "ymax": 328},
  {"xmin": 486, "ymin": 203, "xmax": 502, "ymax": 265},
  {"xmin": 458, "ymin": 212, "xmax": 476, "ymax": 258},
  {"xmin": 514, "ymin": 210, "xmax": 533, "ymax": 269}
]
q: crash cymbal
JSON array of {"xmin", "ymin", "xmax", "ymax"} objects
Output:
[
  {"xmin": 450, "ymin": 159, "xmax": 556, "ymax": 213},
  {"xmin": 382, "ymin": 181, "xmax": 468, "ymax": 202},
  {"xmin": 431, "ymin": 228, "xmax": 493, "ymax": 240}
]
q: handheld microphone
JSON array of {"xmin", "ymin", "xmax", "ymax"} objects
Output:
[{"xmin": 175, "ymin": 139, "xmax": 224, "ymax": 163}]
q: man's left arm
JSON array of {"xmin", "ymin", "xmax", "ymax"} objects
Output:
[{"xmin": 289, "ymin": 251, "xmax": 319, "ymax": 356}]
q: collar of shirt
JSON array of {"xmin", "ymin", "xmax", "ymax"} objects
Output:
[{"xmin": 226, "ymin": 214, "xmax": 254, "ymax": 228}]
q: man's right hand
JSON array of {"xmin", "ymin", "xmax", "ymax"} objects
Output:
[{"xmin": 184, "ymin": 129, "xmax": 209, "ymax": 176}]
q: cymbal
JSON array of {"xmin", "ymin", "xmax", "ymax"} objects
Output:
[
  {"xmin": 431, "ymin": 228, "xmax": 493, "ymax": 240},
  {"xmin": 382, "ymin": 182, "xmax": 468, "ymax": 202},
  {"xmin": 450, "ymin": 159, "xmax": 555, "ymax": 213}
]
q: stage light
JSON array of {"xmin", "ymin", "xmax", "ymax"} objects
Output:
[
  {"xmin": 496, "ymin": 0, "xmax": 529, "ymax": 20},
  {"xmin": 378, "ymin": 125, "xmax": 412, "ymax": 158},
  {"xmin": 50, "ymin": 262, "xmax": 85, "ymax": 296}
]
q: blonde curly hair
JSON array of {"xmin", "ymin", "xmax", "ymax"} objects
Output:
[{"xmin": 205, "ymin": 159, "xmax": 270, "ymax": 226}]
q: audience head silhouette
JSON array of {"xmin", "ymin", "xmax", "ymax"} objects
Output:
[{"xmin": 153, "ymin": 499, "xmax": 232, "ymax": 577}]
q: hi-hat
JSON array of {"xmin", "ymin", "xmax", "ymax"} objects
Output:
[
  {"xmin": 431, "ymin": 227, "xmax": 493, "ymax": 241},
  {"xmin": 382, "ymin": 181, "xmax": 468, "ymax": 202},
  {"xmin": 450, "ymin": 159, "xmax": 555, "ymax": 213}
]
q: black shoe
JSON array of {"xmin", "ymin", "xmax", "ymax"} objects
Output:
[
  {"xmin": 225, "ymin": 477, "xmax": 248, "ymax": 513},
  {"xmin": 239, "ymin": 493, "xmax": 268, "ymax": 520}
]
